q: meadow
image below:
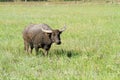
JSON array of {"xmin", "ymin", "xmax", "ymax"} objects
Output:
[{"xmin": 0, "ymin": 2, "xmax": 120, "ymax": 80}]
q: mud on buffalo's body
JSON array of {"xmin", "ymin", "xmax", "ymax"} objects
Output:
[{"xmin": 22, "ymin": 23, "xmax": 66, "ymax": 56}]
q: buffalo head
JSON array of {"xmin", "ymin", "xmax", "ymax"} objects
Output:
[{"xmin": 41, "ymin": 25, "xmax": 66, "ymax": 45}]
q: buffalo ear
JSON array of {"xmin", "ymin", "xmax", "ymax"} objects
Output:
[{"xmin": 59, "ymin": 31, "xmax": 63, "ymax": 34}]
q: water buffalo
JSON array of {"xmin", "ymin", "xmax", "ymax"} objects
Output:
[{"xmin": 22, "ymin": 23, "xmax": 66, "ymax": 56}]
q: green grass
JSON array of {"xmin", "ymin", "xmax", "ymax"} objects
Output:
[{"xmin": 0, "ymin": 3, "xmax": 120, "ymax": 80}]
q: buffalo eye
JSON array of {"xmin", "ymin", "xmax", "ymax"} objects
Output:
[{"xmin": 47, "ymin": 33, "xmax": 52, "ymax": 38}]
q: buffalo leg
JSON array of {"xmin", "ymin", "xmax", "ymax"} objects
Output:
[
  {"xmin": 30, "ymin": 46, "xmax": 33, "ymax": 53},
  {"xmin": 44, "ymin": 50, "xmax": 48, "ymax": 56},
  {"xmin": 43, "ymin": 45, "xmax": 50, "ymax": 56},
  {"xmin": 29, "ymin": 43, "xmax": 33, "ymax": 53},
  {"xmin": 24, "ymin": 41, "xmax": 29, "ymax": 53},
  {"xmin": 43, "ymin": 48, "xmax": 50, "ymax": 56},
  {"xmin": 35, "ymin": 46, "xmax": 39, "ymax": 55}
]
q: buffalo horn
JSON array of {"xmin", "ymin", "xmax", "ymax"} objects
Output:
[
  {"xmin": 41, "ymin": 28, "xmax": 52, "ymax": 33},
  {"xmin": 60, "ymin": 25, "xmax": 66, "ymax": 32}
]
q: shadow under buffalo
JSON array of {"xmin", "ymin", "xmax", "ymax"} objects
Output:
[{"xmin": 50, "ymin": 49, "xmax": 81, "ymax": 58}]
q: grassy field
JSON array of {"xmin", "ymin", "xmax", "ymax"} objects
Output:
[{"xmin": 0, "ymin": 3, "xmax": 120, "ymax": 80}]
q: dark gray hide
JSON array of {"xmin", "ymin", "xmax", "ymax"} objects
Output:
[{"xmin": 22, "ymin": 24, "xmax": 66, "ymax": 56}]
